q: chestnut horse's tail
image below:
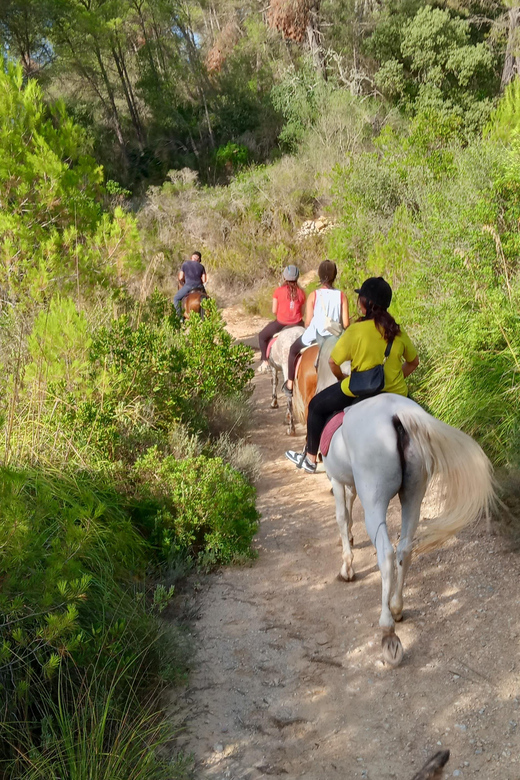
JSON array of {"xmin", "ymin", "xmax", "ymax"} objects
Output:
[{"xmin": 395, "ymin": 405, "xmax": 496, "ymax": 555}]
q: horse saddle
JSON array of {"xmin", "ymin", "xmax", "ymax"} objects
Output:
[
  {"xmin": 320, "ymin": 412, "xmax": 345, "ymax": 456},
  {"xmin": 182, "ymin": 288, "xmax": 208, "ymax": 309}
]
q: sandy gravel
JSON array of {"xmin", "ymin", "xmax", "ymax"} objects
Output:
[{"xmin": 169, "ymin": 306, "xmax": 520, "ymax": 780}]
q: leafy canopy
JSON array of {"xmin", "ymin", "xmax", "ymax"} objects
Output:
[{"xmin": 0, "ymin": 63, "xmax": 140, "ymax": 305}]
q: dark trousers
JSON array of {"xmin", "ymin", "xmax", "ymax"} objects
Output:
[
  {"xmin": 288, "ymin": 336, "xmax": 305, "ymax": 381},
  {"xmin": 258, "ymin": 321, "xmax": 304, "ymax": 361},
  {"xmin": 307, "ymin": 381, "xmax": 355, "ymax": 456}
]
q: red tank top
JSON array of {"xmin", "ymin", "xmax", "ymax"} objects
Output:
[{"xmin": 273, "ymin": 285, "xmax": 306, "ymax": 325}]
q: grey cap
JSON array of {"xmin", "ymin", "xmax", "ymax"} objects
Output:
[{"xmin": 283, "ymin": 265, "xmax": 299, "ymax": 281}]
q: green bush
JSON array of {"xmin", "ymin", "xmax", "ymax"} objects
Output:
[
  {"xmin": 0, "ymin": 64, "xmax": 140, "ymax": 307},
  {"xmin": 5, "ymin": 293, "xmax": 253, "ymax": 467},
  {"xmin": 0, "ymin": 468, "xmax": 187, "ymax": 725},
  {"xmin": 329, "ymin": 101, "xmax": 520, "ymax": 466},
  {"xmin": 132, "ymin": 449, "xmax": 259, "ymax": 566}
]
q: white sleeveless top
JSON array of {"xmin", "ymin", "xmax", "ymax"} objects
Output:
[{"xmin": 301, "ymin": 288, "xmax": 342, "ymax": 346}]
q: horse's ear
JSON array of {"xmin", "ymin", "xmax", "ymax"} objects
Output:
[{"xmin": 410, "ymin": 750, "xmax": 450, "ymax": 780}]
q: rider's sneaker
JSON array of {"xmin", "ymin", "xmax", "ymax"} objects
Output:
[
  {"xmin": 257, "ymin": 362, "xmax": 270, "ymax": 374},
  {"xmin": 301, "ymin": 456, "xmax": 317, "ymax": 474},
  {"xmin": 285, "ymin": 449, "xmax": 304, "ymax": 467},
  {"xmin": 282, "ymin": 381, "xmax": 293, "ymax": 397}
]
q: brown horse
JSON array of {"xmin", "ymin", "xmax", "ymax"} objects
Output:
[
  {"xmin": 182, "ymin": 289, "xmax": 207, "ymax": 318},
  {"xmin": 292, "ymin": 345, "xmax": 319, "ymax": 425},
  {"xmin": 292, "ymin": 336, "xmax": 344, "ymax": 425}
]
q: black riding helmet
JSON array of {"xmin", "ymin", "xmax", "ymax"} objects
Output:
[{"xmin": 355, "ymin": 277, "xmax": 392, "ymax": 310}]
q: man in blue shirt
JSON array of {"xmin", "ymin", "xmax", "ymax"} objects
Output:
[{"xmin": 174, "ymin": 251, "xmax": 207, "ymax": 316}]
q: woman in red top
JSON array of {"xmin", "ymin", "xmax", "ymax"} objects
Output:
[{"xmin": 257, "ymin": 266, "xmax": 306, "ymax": 373}]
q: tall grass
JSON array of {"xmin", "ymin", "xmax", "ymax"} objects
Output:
[{"xmin": 4, "ymin": 665, "xmax": 190, "ymax": 780}]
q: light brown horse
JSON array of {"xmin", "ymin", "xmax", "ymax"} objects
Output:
[
  {"xmin": 292, "ymin": 336, "xmax": 343, "ymax": 425},
  {"xmin": 292, "ymin": 345, "xmax": 319, "ymax": 424},
  {"xmin": 182, "ymin": 290, "xmax": 207, "ymax": 318}
]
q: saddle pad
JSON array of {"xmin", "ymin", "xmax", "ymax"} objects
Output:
[
  {"xmin": 320, "ymin": 411, "xmax": 345, "ymax": 456},
  {"xmin": 266, "ymin": 334, "xmax": 279, "ymax": 360}
]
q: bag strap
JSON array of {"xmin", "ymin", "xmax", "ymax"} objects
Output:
[{"xmin": 383, "ymin": 338, "xmax": 394, "ymax": 363}]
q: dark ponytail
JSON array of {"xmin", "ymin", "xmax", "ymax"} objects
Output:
[{"xmin": 359, "ymin": 297, "xmax": 401, "ymax": 341}]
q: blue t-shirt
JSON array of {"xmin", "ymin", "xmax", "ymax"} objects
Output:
[{"xmin": 181, "ymin": 260, "xmax": 206, "ymax": 287}]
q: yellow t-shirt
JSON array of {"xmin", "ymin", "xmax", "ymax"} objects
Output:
[{"xmin": 330, "ymin": 320, "xmax": 418, "ymax": 398}]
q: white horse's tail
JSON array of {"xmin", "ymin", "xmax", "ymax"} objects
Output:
[{"xmin": 396, "ymin": 406, "xmax": 496, "ymax": 555}]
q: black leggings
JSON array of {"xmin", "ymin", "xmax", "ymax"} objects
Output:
[
  {"xmin": 258, "ymin": 321, "xmax": 304, "ymax": 361},
  {"xmin": 307, "ymin": 381, "xmax": 355, "ymax": 456},
  {"xmin": 288, "ymin": 336, "xmax": 305, "ymax": 381}
]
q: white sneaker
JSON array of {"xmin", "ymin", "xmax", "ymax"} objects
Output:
[
  {"xmin": 300, "ymin": 457, "xmax": 317, "ymax": 474},
  {"xmin": 257, "ymin": 362, "xmax": 270, "ymax": 374},
  {"xmin": 285, "ymin": 450, "xmax": 304, "ymax": 467}
]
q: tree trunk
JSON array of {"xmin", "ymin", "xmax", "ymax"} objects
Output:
[
  {"xmin": 306, "ymin": 1, "xmax": 326, "ymax": 79},
  {"xmin": 93, "ymin": 44, "xmax": 127, "ymax": 151},
  {"xmin": 501, "ymin": 4, "xmax": 520, "ymax": 90},
  {"xmin": 112, "ymin": 41, "xmax": 145, "ymax": 148}
]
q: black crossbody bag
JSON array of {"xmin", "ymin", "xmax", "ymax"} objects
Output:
[{"xmin": 349, "ymin": 339, "xmax": 394, "ymax": 399}]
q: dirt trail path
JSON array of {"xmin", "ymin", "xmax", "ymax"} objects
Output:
[{"xmin": 170, "ymin": 306, "xmax": 520, "ymax": 780}]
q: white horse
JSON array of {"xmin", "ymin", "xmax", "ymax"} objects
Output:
[
  {"xmin": 268, "ymin": 325, "xmax": 304, "ymax": 435},
  {"xmin": 322, "ymin": 392, "xmax": 495, "ymax": 667}
]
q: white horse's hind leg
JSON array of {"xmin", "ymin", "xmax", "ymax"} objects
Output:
[
  {"xmin": 331, "ymin": 478, "xmax": 356, "ymax": 580},
  {"xmin": 286, "ymin": 394, "xmax": 295, "ymax": 435},
  {"xmin": 364, "ymin": 501, "xmax": 403, "ymax": 667},
  {"xmin": 270, "ymin": 365, "xmax": 278, "ymax": 409},
  {"xmin": 346, "ymin": 483, "xmax": 355, "ymax": 546},
  {"xmin": 390, "ymin": 471, "xmax": 428, "ymax": 622}
]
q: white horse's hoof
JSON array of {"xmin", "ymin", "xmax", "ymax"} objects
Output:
[
  {"xmin": 338, "ymin": 561, "xmax": 355, "ymax": 581},
  {"xmin": 390, "ymin": 598, "xmax": 403, "ymax": 622},
  {"xmin": 286, "ymin": 427, "xmax": 295, "ymax": 436},
  {"xmin": 270, "ymin": 400, "xmax": 278, "ymax": 409},
  {"xmin": 381, "ymin": 631, "xmax": 403, "ymax": 667}
]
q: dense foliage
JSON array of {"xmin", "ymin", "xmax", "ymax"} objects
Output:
[
  {"xmin": 0, "ymin": 0, "xmax": 515, "ymax": 189},
  {"xmin": 140, "ymin": 76, "xmax": 520, "ymax": 470},
  {"xmin": 0, "ymin": 68, "xmax": 258, "ymax": 779}
]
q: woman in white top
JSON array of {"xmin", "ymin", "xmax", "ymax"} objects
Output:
[{"xmin": 283, "ymin": 260, "xmax": 350, "ymax": 395}]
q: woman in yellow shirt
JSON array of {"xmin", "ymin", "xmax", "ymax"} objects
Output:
[{"xmin": 285, "ymin": 277, "xmax": 419, "ymax": 473}]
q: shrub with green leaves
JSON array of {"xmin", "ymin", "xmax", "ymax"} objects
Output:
[
  {"xmin": 0, "ymin": 469, "xmax": 179, "ymax": 722},
  {"xmin": 132, "ymin": 449, "xmax": 259, "ymax": 566},
  {"xmin": 0, "ymin": 64, "xmax": 140, "ymax": 306},
  {"xmin": 329, "ymin": 96, "xmax": 520, "ymax": 466}
]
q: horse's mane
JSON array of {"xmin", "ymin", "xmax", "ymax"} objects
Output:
[
  {"xmin": 315, "ymin": 335, "xmax": 345, "ymax": 394},
  {"xmin": 293, "ymin": 336, "xmax": 347, "ymax": 424}
]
